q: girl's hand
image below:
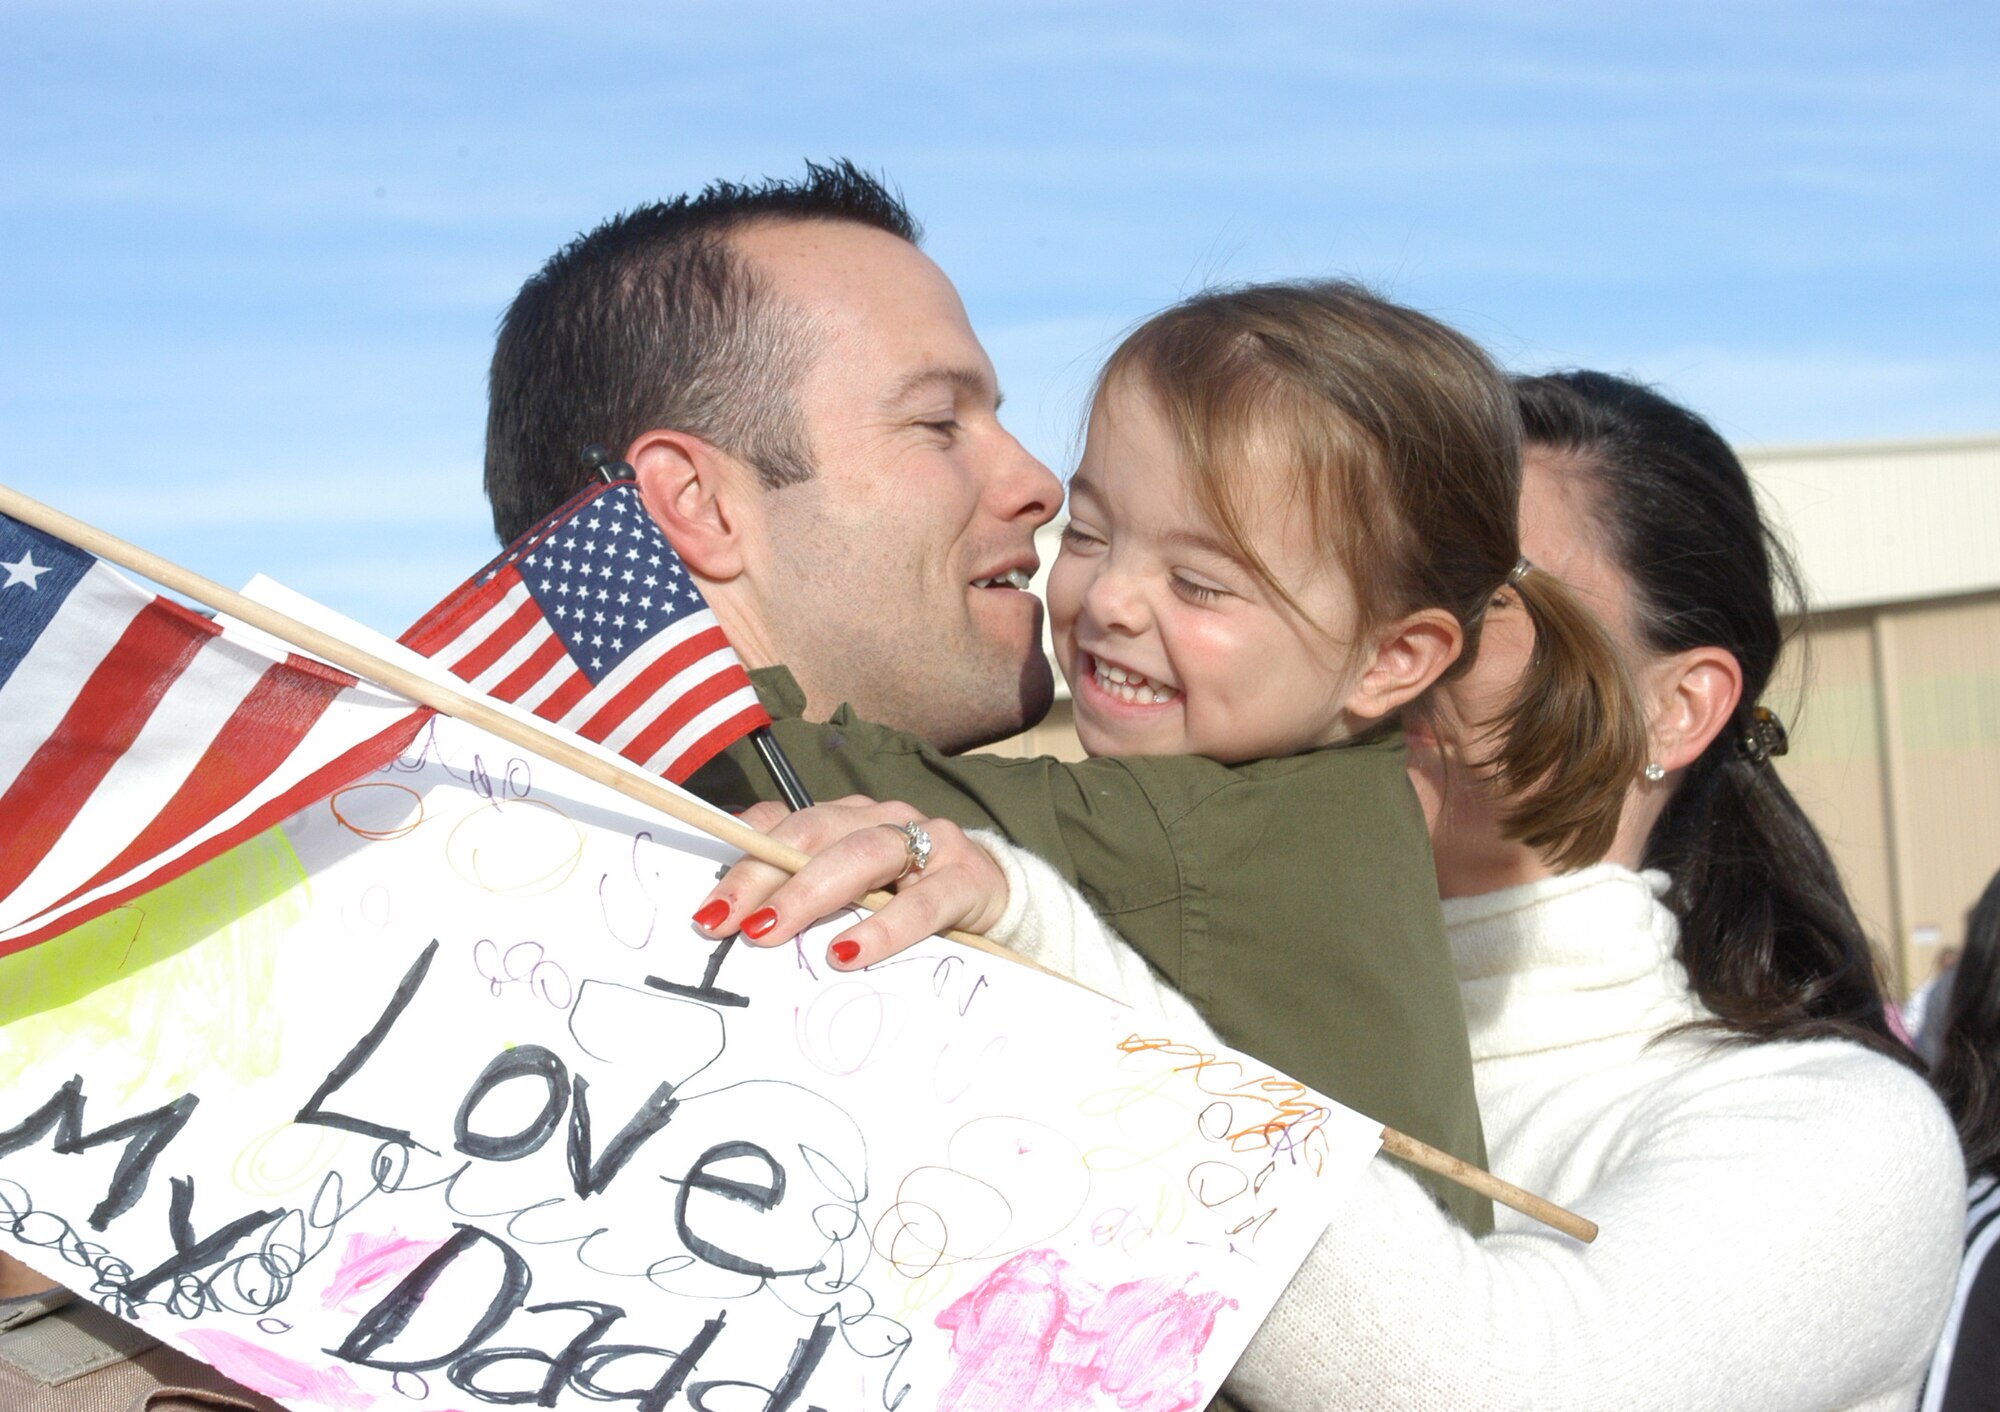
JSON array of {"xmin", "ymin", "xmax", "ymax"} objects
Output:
[{"xmin": 691, "ymin": 795, "xmax": 1011, "ymax": 970}]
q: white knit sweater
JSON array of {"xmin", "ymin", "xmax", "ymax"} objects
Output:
[{"xmin": 980, "ymin": 845, "xmax": 1968, "ymax": 1410}]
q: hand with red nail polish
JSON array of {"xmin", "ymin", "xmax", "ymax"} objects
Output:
[
  {"xmin": 691, "ymin": 899, "xmax": 730, "ymax": 932},
  {"xmin": 704, "ymin": 794, "xmax": 1013, "ymax": 966}
]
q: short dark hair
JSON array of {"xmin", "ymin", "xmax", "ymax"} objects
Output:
[{"xmin": 483, "ymin": 159, "xmax": 922, "ymax": 544}]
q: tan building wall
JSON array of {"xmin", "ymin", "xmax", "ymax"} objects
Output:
[
  {"xmin": 1748, "ymin": 434, "xmax": 2000, "ymax": 998},
  {"xmin": 1774, "ymin": 591, "xmax": 2000, "ymax": 997}
]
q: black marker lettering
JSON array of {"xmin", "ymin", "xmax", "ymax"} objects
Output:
[
  {"xmin": 116, "ymin": 1176, "xmax": 280, "ymax": 1302},
  {"xmin": 295, "ymin": 939, "xmax": 439, "ymax": 1150},
  {"xmin": 688, "ymin": 1311, "xmax": 835, "ymax": 1412},
  {"xmin": 567, "ymin": 1074, "xmax": 679, "ymax": 1198},
  {"xmin": 0, "ymin": 1076, "xmax": 196, "ymax": 1230},
  {"xmin": 331, "ymin": 1223, "xmax": 530, "ymax": 1372},
  {"xmin": 673, "ymin": 1141, "xmax": 820, "ymax": 1280},
  {"xmin": 449, "ymin": 1298, "xmax": 623, "ymax": 1406},
  {"xmin": 454, "ymin": 1047, "xmax": 567, "ymax": 1163},
  {"xmin": 644, "ymin": 935, "xmax": 750, "ymax": 1008},
  {"xmin": 572, "ymin": 1311, "xmax": 727, "ymax": 1412}
]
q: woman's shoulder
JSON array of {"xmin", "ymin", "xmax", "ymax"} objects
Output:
[
  {"xmin": 1644, "ymin": 1031, "xmax": 1963, "ymax": 1197},
  {"xmin": 1567, "ymin": 1033, "xmax": 1966, "ymax": 1337},
  {"xmin": 1663, "ymin": 1028, "xmax": 1946, "ymax": 1115}
]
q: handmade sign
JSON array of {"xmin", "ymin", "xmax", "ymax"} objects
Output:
[{"xmin": 0, "ymin": 711, "xmax": 1380, "ymax": 1411}]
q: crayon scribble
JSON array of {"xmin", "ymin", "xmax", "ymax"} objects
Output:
[
  {"xmin": 328, "ymin": 781, "xmax": 425, "ymax": 842},
  {"xmin": 934, "ymin": 1247, "xmax": 1233, "ymax": 1412},
  {"xmin": 319, "ymin": 1229, "xmax": 447, "ymax": 1314},
  {"xmin": 444, "ymin": 797, "xmax": 583, "ymax": 896},
  {"xmin": 180, "ymin": 1328, "xmax": 376, "ymax": 1410}
]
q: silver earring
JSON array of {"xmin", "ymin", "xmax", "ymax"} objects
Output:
[{"xmin": 1643, "ymin": 762, "xmax": 1666, "ymax": 783}]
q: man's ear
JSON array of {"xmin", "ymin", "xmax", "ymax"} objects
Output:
[
  {"xmin": 627, "ymin": 429, "xmax": 758, "ymax": 582},
  {"xmin": 1645, "ymin": 645, "xmax": 1743, "ymax": 774},
  {"xmin": 1344, "ymin": 608, "xmax": 1464, "ymax": 723}
]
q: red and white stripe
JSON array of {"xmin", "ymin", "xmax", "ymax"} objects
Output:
[
  {"xmin": 0, "ymin": 559, "xmax": 427, "ymax": 955},
  {"xmin": 406, "ymin": 563, "xmax": 766, "ymax": 783}
]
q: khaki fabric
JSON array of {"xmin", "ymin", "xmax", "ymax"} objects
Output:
[
  {"xmin": 0, "ymin": 1289, "xmax": 286, "ymax": 1412},
  {"xmin": 693, "ymin": 668, "xmax": 1492, "ymax": 1236}
]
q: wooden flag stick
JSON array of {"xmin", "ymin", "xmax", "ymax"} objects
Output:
[
  {"xmin": 0, "ymin": 483, "xmax": 1598, "ymax": 1242},
  {"xmin": 1381, "ymin": 1128, "xmax": 1597, "ymax": 1243},
  {"xmin": 0, "ymin": 482, "xmax": 1013, "ymax": 954}
]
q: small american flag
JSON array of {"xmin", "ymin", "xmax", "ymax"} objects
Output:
[
  {"xmin": 400, "ymin": 481, "xmax": 769, "ymax": 784},
  {"xmin": 0, "ymin": 513, "xmax": 429, "ymax": 955}
]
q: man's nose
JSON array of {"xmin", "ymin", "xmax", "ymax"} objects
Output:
[{"xmin": 990, "ymin": 428, "xmax": 1064, "ymax": 527}]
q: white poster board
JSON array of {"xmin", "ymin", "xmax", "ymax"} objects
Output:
[{"xmin": 0, "ymin": 712, "xmax": 1379, "ymax": 1410}]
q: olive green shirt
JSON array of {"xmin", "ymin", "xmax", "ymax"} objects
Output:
[{"xmin": 692, "ymin": 669, "xmax": 1491, "ymax": 1238}]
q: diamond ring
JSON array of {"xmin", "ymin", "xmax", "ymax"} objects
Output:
[{"xmin": 892, "ymin": 820, "xmax": 932, "ymax": 881}]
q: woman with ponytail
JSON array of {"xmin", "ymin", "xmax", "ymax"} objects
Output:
[{"xmin": 1217, "ymin": 371, "xmax": 1966, "ymax": 1409}]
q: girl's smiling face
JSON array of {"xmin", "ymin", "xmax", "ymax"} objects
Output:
[{"xmin": 1047, "ymin": 381, "xmax": 1373, "ymax": 762}]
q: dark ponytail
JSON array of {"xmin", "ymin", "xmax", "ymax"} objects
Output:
[
  {"xmin": 1934, "ymin": 870, "xmax": 2000, "ymax": 1177},
  {"xmin": 1513, "ymin": 371, "xmax": 1916, "ymax": 1071}
]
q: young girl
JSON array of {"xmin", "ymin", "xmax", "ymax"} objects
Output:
[{"xmin": 691, "ymin": 281, "xmax": 1645, "ymax": 1233}]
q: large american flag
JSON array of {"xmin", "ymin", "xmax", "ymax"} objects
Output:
[
  {"xmin": 400, "ymin": 481, "xmax": 769, "ymax": 783},
  {"xmin": 0, "ymin": 513, "xmax": 429, "ymax": 955}
]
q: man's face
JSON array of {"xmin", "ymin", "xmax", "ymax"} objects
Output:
[{"xmin": 729, "ymin": 220, "xmax": 1062, "ymax": 752}]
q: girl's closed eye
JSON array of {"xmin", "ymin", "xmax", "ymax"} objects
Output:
[
  {"xmin": 1169, "ymin": 572, "xmax": 1227, "ymax": 604},
  {"xmin": 1059, "ymin": 523, "xmax": 1106, "ymax": 552}
]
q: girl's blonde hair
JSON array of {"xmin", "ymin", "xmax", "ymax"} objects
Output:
[{"xmin": 1100, "ymin": 279, "xmax": 1644, "ymax": 868}]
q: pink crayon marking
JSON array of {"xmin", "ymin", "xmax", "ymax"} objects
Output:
[
  {"xmin": 180, "ymin": 1328, "xmax": 375, "ymax": 1410},
  {"xmin": 935, "ymin": 1248, "xmax": 1235, "ymax": 1412},
  {"xmin": 320, "ymin": 1229, "xmax": 448, "ymax": 1314},
  {"xmin": 1084, "ymin": 1277, "xmax": 1235, "ymax": 1412}
]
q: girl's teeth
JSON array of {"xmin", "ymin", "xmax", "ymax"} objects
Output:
[{"xmin": 1093, "ymin": 659, "xmax": 1177, "ymax": 705}]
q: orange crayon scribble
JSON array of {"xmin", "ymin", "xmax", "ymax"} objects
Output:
[
  {"xmin": 329, "ymin": 782, "xmax": 424, "ymax": 841},
  {"xmin": 1117, "ymin": 1035, "xmax": 1334, "ymax": 1177}
]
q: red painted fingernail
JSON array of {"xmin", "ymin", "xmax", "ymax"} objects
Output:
[
  {"xmin": 741, "ymin": 907, "xmax": 779, "ymax": 940},
  {"xmin": 691, "ymin": 900, "xmax": 729, "ymax": 931},
  {"xmin": 830, "ymin": 940, "xmax": 862, "ymax": 964}
]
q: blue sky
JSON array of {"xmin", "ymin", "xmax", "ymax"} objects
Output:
[{"xmin": 3, "ymin": 0, "xmax": 1994, "ymax": 634}]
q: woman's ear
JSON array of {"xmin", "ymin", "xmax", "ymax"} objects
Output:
[
  {"xmin": 1646, "ymin": 645, "xmax": 1744, "ymax": 772},
  {"xmin": 627, "ymin": 429, "xmax": 759, "ymax": 582},
  {"xmin": 1345, "ymin": 608, "xmax": 1465, "ymax": 722}
]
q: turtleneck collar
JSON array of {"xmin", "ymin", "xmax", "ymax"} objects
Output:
[{"xmin": 1442, "ymin": 862, "xmax": 1711, "ymax": 1061}]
